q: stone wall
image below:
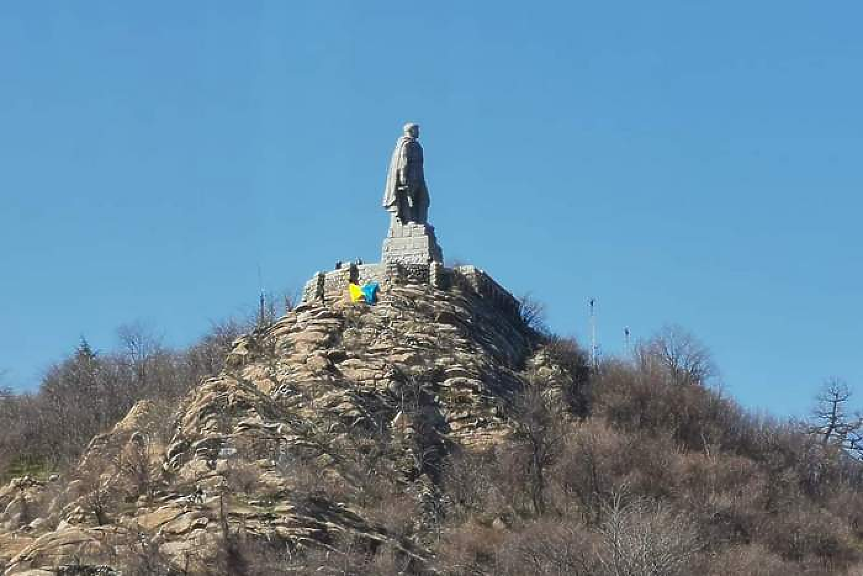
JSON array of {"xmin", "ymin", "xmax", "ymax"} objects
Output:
[
  {"xmin": 301, "ymin": 263, "xmax": 385, "ymax": 303},
  {"xmin": 301, "ymin": 260, "xmax": 521, "ymax": 321},
  {"xmin": 381, "ymin": 222, "xmax": 443, "ymax": 265},
  {"xmin": 357, "ymin": 263, "xmax": 385, "ymax": 285},
  {"xmin": 450, "ymin": 265, "xmax": 521, "ymax": 319}
]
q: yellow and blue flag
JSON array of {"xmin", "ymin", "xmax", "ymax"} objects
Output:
[{"xmin": 348, "ymin": 282, "xmax": 380, "ymax": 304}]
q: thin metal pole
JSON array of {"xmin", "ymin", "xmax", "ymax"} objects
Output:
[
  {"xmin": 257, "ymin": 263, "xmax": 266, "ymax": 326},
  {"xmin": 624, "ymin": 326, "xmax": 631, "ymax": 357},
  {"xmin": 589, "ymin": 298, "xmax": 597, "ymax": 369}
]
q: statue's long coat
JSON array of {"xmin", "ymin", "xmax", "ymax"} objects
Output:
[{"xmin": 382, "ymin": 136, "xmax": 428, "ymax": 218}]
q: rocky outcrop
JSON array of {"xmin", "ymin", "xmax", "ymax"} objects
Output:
[
  {"xmin": 0, "ymin": 477, "xmax": 45, "ymax": 532},
  {"xmin": 1, "ymin": 277, "xmax": 574, "ymax": 575},
  {"xmin": 4, "ymin": 528, "xmax": 117, "ymax": 575}
]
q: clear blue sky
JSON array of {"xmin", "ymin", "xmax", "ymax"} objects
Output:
[{"xmin": 1, "ymin": 2, "xmax": 861, "ymax": 416}]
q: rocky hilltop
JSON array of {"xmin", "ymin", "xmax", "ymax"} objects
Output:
[
  {"xmin": 4, "ymin": 125, "xmax": 857, "ymax": 576},
  {"xmin": 0, "ymin": 272, "xmax": 570, "ymax": 575},
  {"xmin": 0, "ymin": 123, "xmax": 580, "ymax": 575}
]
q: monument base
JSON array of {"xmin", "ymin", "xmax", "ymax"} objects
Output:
[
  {"xmin": 300, "ymin": 261, "xmax": 520, "ymax": 321},
  {"xmin": 382, "ymin": 222, "xmax": 443, "ymax": 265}
]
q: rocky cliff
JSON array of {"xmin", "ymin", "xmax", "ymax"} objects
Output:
[{"xmin": 0, "ymin": 275, "xmax": 570, "ymax": 575}]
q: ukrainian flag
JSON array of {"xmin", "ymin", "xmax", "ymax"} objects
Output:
[{"xmin": 348, "ymin": 282, "xmax": 380, "ymax": 304}]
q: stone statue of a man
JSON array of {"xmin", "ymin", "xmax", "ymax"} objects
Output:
[{"xmin": 382, "ymin": 123, "xmax": 430, "ymax": 226}]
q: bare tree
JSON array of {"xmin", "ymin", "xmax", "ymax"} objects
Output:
[
  {"xmin": 39, "ymin": 339, "xmax": 111, "ymax": 466},
  {"xmin": 252, "ymin": 287, "xmax": 299, "ymax": 329},
  {"xmin": 511, "ymin": 374, "xmax": 567, "ymax": 515},
  {"xmin": 542, "ymin": 336, "xmax": 591, "ymax": 416},
  {"xmin": 809, "ymin": 378, "xmax": 863, "ymax": 455},
  {"xmin": 119, "ymin": 432, "xmax": 162, "ymax": 503},
  {"xmin": 392, "ymin": 373, "xmax": 444, "ymax": 478},
  {"xmin": 185, "ymin": 318, "xmax": 245, "ymax": 384},
  {"xmin": 116, "ymin": 321, "xmax": 174, "ymax": 400},
  {"xmin": 117, "ymin": 322, "xmax": 162, "ymax": 371},
  {"xmin": 493, "ymin": 520, "xmax": 599, "ymax": 576},
  {"xmin": 77, "ymin": 460, "xmax": 119, "ymax": 525},
  {"xmin": 598, "ymin": 495, "xmax": 701, "ymax": 576},
  {"xmin": 519, "ymin": 292, "xmax": 548, "ymax": 333},
  {"xmin": 636, "ymin": 325, "xmax": 716, "ymax": 386}
]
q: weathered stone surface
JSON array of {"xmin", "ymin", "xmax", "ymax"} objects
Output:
[
  {"xmin": 0, "ymin": 122, "xmax": 596, "ymax": 575},
  {"xmin": 381, "ymin": 222, "xmax": 443, "ymax": 265},
  {"xmin": 4, "ymin": 528, "xmax": 117, "ymax": 575},
  {"xmin": 0, "ymin": 262, "xmax": 579, "ymax": 575},
  {"xmin": 135, "ymin": 505, "xmax": 186, "ymax": 532},
  {"xmin": 0, "ymin": 533, "xmax": 35, "ymax": 569}
]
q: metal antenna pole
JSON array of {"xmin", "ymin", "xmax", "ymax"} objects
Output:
[
  {"xmin": 589, "ymin": 298, "xmax": 597, "ymax": 369},
  {"xmin": 624, "ymin": 326, "xmax": 631, "ymax": 357},
  {"xmin": 257, "ymin": 264, "xmax": 266, "ymax": 326}
]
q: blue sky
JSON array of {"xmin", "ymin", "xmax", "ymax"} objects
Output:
[{"xmin": 1, "ymin": 2, "xmax": 861, "ymax": 416}]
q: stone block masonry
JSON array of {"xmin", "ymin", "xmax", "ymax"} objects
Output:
[
  {"xmin": 302, "ymin": 264, "xmax": 384, "ymax": 303},
  {"xmin": 450, "ymin": 265, "xmax": 521, "ymax": 319},
  {"xmin": 382, "ymin": 222, "xmax": 443, "ymax": 266},
  {"xmin": 300, "ymin": 122, "xmax": 519, "ymax": 324},
  {"xmin": 301, "ymin": 260, "xmax": 521, "ymax": 322}
]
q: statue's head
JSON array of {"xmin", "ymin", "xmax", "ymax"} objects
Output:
[{"xmin": 403, "ymin": 123, "xmax": 419, "ymax": 138}]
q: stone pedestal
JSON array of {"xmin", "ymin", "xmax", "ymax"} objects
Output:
[{"xmin": 382, "ymin": 222, "xmax": 443, "ymax": 265}]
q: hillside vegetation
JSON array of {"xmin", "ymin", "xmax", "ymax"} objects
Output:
[{"xmin": 0, "ymin": 281, "xmax": 861, "ymax": 576}]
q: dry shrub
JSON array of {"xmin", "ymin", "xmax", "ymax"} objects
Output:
[
  {"xmin": 541, "ymin": 336, "xmax": 591, "ymax": 416},
  {"xmin": 207, "ymin": 535, "xmax": 397, "ymax": 576},
  {"xmin": 117, "ymin": 527, "xmax": 175, "ymax": 576},
  {"xmin": 117, "ymin": 434, "xmax": 163, "ymax": 503},
  {"xmin": 699, "ymin": 543, "xmax": 803, "ymax": 576},
  {"xmin": 75, "ymin": 455, "xmax": 120, "ymax": 525},
  {"xmin": 295, "ymin": 531, "xmax": 391, "ymax": 576},
  {"xmin": 551, "ymin": 421, "xmax": 680, "ymax": 520},
  {"xmin": 225, "ymin": 539, "xmax": 296, "ymax": 576},
  {"xmin": 618, "ymin": 431, "xmax": 680, "ymax": 499},
  {"xmin": 287, "ymin": 460, "xmax": 352, "ymax": 504},
  {"xmin": 437, "ymin": 522, "xmax": 507, "ymax": 575},
  {"xmin": 335, "ymin": 430, "xmax": 406, "ymax": 508},
  {"xmin": 674, "ymin": 452, "xmax": 763, "ymax": 504},
  {"xmin": 492, "ymin": 519, "xmax": 600, "ymax": 576},
  {"xmin": 757, "ymin": 505, "xmax": 859, "ymax": 569},
  {"xmin": 551, "ymin": 420, "xmax": 631, "ymax": 520},
  {"xmin": 826, "ymin": 489, "xmax": 863, "ymax": 540},
  {"xmin": 441, "ymin": 448, "xmax": 508, "ymax": 520},
  {"xmin": 594, "ymin": 361, "xmax": 735, "ymax": 452},
  {"xmin": 670, "ymin": 452, "xmax": 766, "ymax": 547},
  {"xmin": 597, "ymin": 496, "xmax": 701, "ymax": 576},
  {"xmin": 509, "ymin": 377, "xmax": 568, "ymax": 515},
  {"xmin": 350, "ymin": 542, "xmax": 413, "ymax": 576},
  {"xmin": 366, "ymin": 493, "xmax": 418, "ymax": 540}
]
